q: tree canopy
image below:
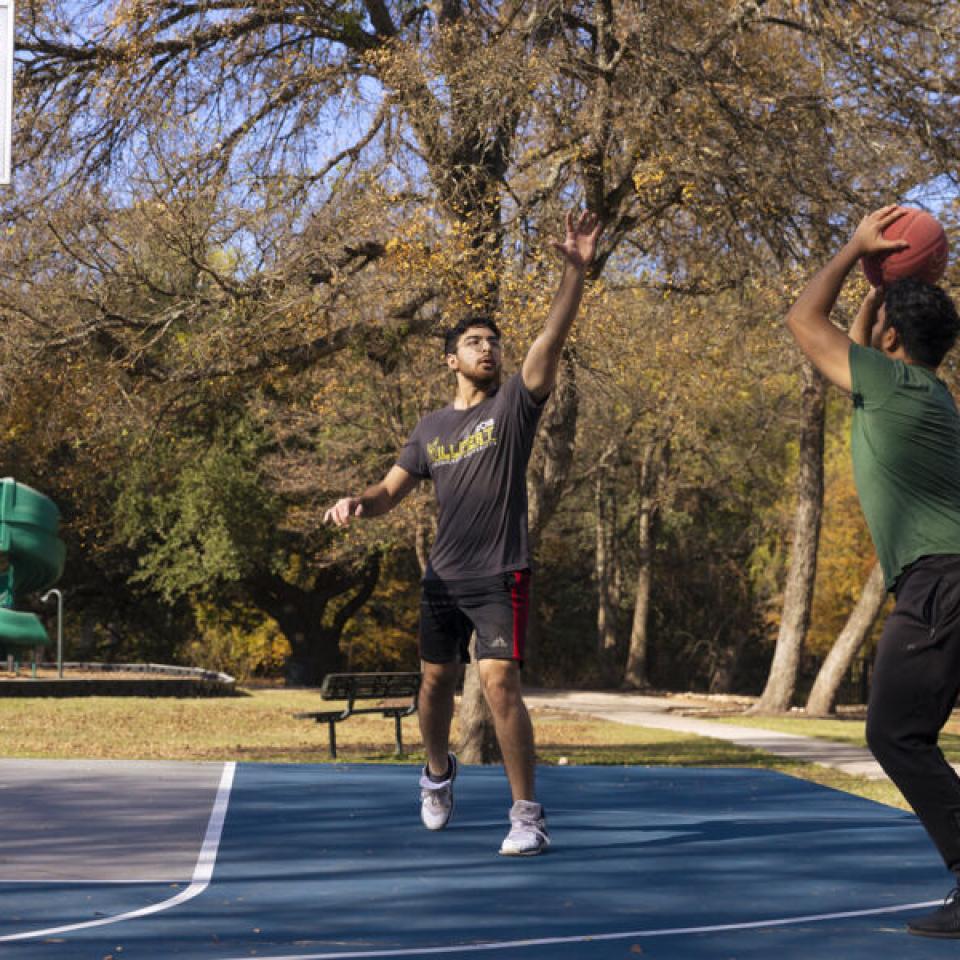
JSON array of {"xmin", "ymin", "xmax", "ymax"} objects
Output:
[{"xmin": 2, "ymin": 1, "xmax": 960, "ymax": 702}]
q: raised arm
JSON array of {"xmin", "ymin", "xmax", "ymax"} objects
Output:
[
  {"xmin": 785, "ymin": 205, "xmax": 907, "ymax": 392},
  {"xmin": 323, "ymin": 465, "xmax": 420, "ymax": 527},
  {"xmin": 522, "ymin": 210, "xmax": 602, "ymax": 402},
  {"xmin": 848, "ymin": 285, "xmax": 886, "ymax": 348}
]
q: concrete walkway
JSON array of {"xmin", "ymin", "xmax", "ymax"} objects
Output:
[{"xmin": 525, "ymin": 689, "xmax": 888, "ymax": 780}]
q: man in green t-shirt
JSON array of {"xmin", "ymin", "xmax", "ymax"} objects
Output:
[{"xmin": 786, "ymin": 205, "xmax": 960, "ymax": 938}]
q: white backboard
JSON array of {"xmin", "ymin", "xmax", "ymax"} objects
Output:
[{"xmin": 0, "ymin": 1, "xmax": 13, "ymax": 185}]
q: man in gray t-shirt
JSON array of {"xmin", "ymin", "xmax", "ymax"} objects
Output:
[
  {"xmin": 325, "ymin": 210, "xmax": 601, "ymax": 856},
  {"xmin": 395, "ymin": 370, "xmax": 543, "ymax": 581}
]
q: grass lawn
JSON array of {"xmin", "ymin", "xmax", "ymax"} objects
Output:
[
  {"xmin": 0, "ymin": 688, "xmax": 913, "ymax": 811},
  {"xmin": 712, "ymin": 712, "xmax": 960, "ymax": 765}
]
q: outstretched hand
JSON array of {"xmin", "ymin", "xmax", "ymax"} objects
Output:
[
  {"xmin": 552, "ymin": 210, "xmax": 602, "ymax": 271},
  {"xmin": 323, "ymin": 497, "xmax": 363, "ymax": 527},
  {"xmin": 852, "ymin": 205, "xmax": 910, "ymax": 258}
]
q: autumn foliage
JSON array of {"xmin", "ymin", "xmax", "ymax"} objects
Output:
[{"xmin": 1, "ymin": 2, "xmax": 960, "ymax": 708}]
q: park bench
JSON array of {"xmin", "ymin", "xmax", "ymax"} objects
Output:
[{"xmin": 297, "ymin": 671, "xmax": 422, "ymax": 759}]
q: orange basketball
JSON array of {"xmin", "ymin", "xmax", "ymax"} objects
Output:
[{"xmin": 861, "ymin": 208, "xmax": 948, "ymax": 286}]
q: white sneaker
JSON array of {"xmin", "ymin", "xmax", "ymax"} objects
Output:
[
  {"xmin": 499, "ymin": 800, "xmax": 550, "ymax": 856},
  {"xmin": 419, "ymin": 753, "xmax": 457, "ymax": 831}
]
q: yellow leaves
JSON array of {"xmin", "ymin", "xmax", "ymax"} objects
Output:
[
  {"xmin": 362, "ymin": 46, "xmax": 398, "ymax": 71},
  {"xmin": 631, "ymin": 156, "xmax": 690, "ymax": 206},
  {"xmin": 632, "ymin": 164, "xmax": 668, "ymax": 192},
  {"xmin": 381, "ymin": 212, "xmax": 508, "ymax": 315}
]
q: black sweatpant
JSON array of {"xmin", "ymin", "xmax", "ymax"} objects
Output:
[{"xmin": 866, "ymin": 554, "xmax": 960, "ymax": 874}]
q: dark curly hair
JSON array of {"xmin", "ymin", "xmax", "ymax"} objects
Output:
[
  {"xmin": 883, "ymin": 278, "xmax": 960, "ymax": 368},
  {"xmin": 443, "ymin": 316, "xmax": 502, "ymax": 355}
]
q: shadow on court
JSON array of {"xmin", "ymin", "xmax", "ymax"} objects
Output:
[{"xmin": 0, "ymin": 761, "xmax": 956, "ymax": 959}]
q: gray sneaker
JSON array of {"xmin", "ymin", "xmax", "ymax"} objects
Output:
[
  {"xmin": 419, "ymin": 753, "xmax": 457, "ymax": 831},
  {"xmin": 499, "ymin": 799, "xmax": 550, "ymax": 856}
]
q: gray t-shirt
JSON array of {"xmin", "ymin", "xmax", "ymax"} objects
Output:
[{"xmin": 396, "ymin": 374, "xmax": 545, "ymax": 580}]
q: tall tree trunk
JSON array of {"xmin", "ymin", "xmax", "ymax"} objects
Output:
[
  {"xmin": 456, "ymin": 635, "xmax": 500, "ymax": 763},
  {"xmin": 805, "ymin": 561, "xmax": 887, "ymax": 716},
  {"xmin": 596, "ymin": 443, "xmax": 618, "ymax": 659},
  {"xmin": 752, "ymin": 362, "xmax": 827, "ymax": 713},
  {"xmin": 458, "ymin": 356, "xmax": 579, "ymax": 755},
  {"xmin": 527, "ymin": 355, "xmax": 579, "ymax": 544},
  {"xmin": 414, "ymin": 508, "xmax": 434, "ymax": 576},
  {"xmin": 514, "ymin": 356, "xmax": 579, "ymax": 685},
  {"xmin": 401, "ymin": 0, "xmax": 522, "ymax": 758},
  {"xmin": 623, "ymin": 436, "xmax": 669, "ymax": 690}
]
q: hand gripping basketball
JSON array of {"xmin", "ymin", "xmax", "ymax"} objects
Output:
[{"xmin": 861, "ymin": 207, "xmax": 948, "ymax": 287}]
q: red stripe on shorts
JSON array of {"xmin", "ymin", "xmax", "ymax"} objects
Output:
[{"xmin": 510, "ymin": 570, "xmax": 531, "ymax": 661}]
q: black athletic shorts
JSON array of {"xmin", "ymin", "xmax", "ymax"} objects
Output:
[{"xmin": 418, "ymin": 571, "xmax": 531, "ymax": 665}]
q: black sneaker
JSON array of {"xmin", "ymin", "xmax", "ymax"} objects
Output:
[{"xmin": 908, "ymin": 888, "xmax": 960, "ymax": 938}]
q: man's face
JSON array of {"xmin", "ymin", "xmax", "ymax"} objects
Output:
[{"xmin": 447, "ymin": 326, "xmax": 502, "ymax": 382}]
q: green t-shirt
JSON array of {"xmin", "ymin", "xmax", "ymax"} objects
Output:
[{"xmin": 850, "ymin": 342, "xmax": 960, "ymax": 590}]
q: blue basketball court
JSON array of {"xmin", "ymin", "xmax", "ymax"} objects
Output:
[{"xmin": 0, "ymin": 760, "xmax": 954, "ymax": 959}]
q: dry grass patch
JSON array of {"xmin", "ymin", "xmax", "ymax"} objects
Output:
[
  {"xmin": 0, "ymin": 693, "xmax": 726, "ymax": 764},
  {"xmin": 0, "ymin": 690, "xmax": 911, "ymax": 810},
  {"xmin": 713, "ymin": 712, "xmax": 960, "ymax": 765}
]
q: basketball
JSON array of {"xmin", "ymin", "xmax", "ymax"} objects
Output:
[{"xmin": 861, "ymin": 207, "xmax": 948, "ymax": 286}]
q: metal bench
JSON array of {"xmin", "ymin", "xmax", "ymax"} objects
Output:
[{"xmin": 297, "ymin": 671, "xmax": 422, "ymax": 759}]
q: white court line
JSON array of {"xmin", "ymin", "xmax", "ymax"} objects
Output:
[
  {"xmin": 220, "ymin": 898, "xmax": 942, "ymax": 960},
  {"xmin": 5, "ymin": 879, "xmax": 190, "ymax": 885},
  {"xmin": 0, "ymin": 760, "xmax": 236, "ymax": 943}
]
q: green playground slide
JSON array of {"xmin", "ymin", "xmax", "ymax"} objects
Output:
[{"xmin": 0, "ymin": 479, "xmax": 66, "ymax": 648}]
